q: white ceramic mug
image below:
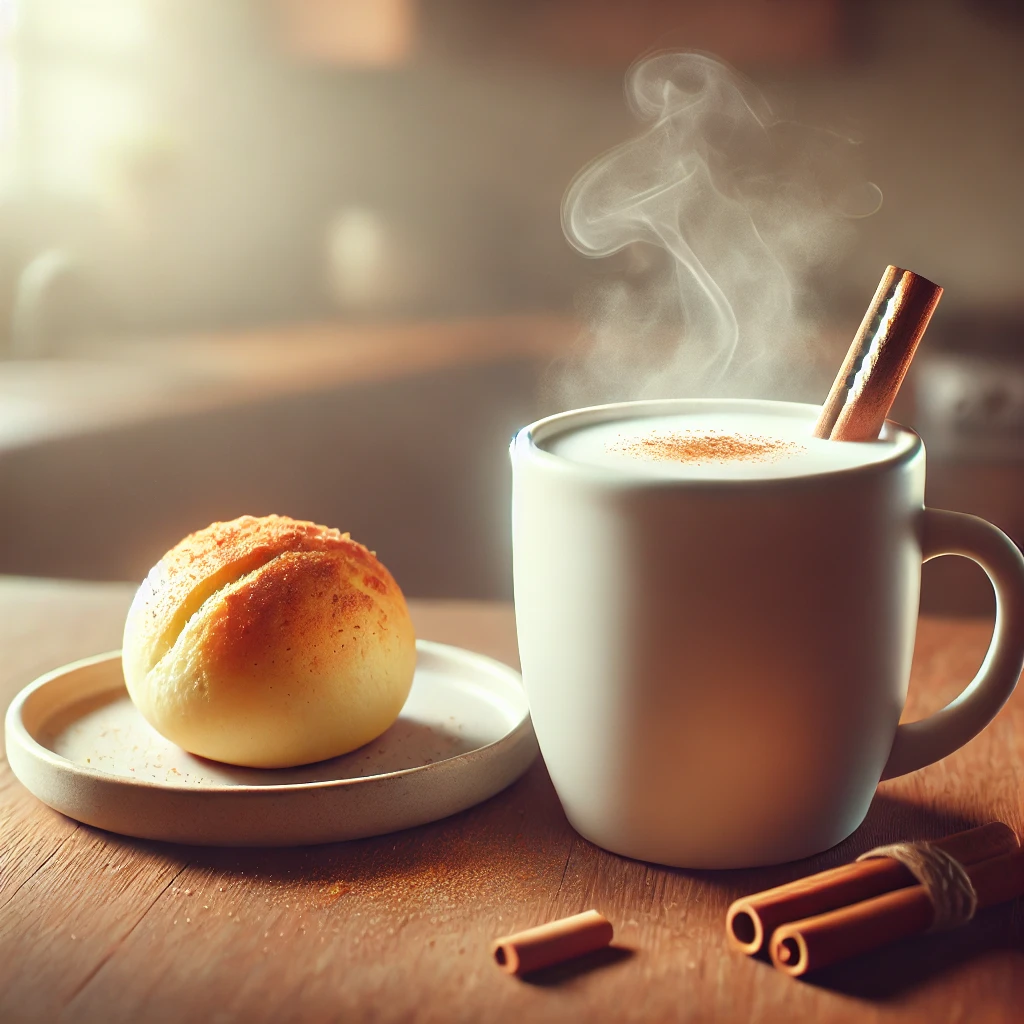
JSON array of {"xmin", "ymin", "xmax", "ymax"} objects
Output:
[{"xmin": 510, "ymin": 399, "xmax": 1024, "ymax": 868}]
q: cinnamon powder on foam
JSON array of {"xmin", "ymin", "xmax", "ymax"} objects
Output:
[{"xmin": 610, "ymin": 430, "xmax": 804, "ymax": 464}]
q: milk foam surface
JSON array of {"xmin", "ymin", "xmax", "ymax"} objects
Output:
[{"xmin": 542, "ymin": 408, "xmax": 915, "ymax": 480}]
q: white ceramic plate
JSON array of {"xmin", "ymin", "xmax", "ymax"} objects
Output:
[{"xmin": 5, "ymin": 641, "xmax": 537, "ymax": 846}]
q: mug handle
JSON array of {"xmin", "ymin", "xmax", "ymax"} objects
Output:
[{"xmin": 882, "ymin": 508, "xmax": 1024, "ymax": 780}]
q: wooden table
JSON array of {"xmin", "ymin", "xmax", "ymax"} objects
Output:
[{"xmin": 1, "ymin": 578, "xmax": 1022, "ymax": 1023}]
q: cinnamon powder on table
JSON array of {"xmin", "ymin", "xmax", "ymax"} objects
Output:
[{"xmin": 611, "ymin": 431, "xmax": 803, "ymax": 464}]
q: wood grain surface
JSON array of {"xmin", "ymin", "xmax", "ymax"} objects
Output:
[{"xmin": 1, "ymin": 577, "xmax": 1022, "ymax": 1023}]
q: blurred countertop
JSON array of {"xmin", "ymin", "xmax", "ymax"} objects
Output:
[
  {"xmin": 0, "ymin": 314, "xmax": 574, "ymax": 451},
  {"xmin": 0, "ymin": 314, "xmax": 573, "ymax": 597}
]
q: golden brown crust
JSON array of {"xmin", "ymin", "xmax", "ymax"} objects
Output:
[
  {"xmin": 162, "ymin": 514, "xmax": 381, "ymax": 583},
  {"xmin": 122, "ymin": 515, "xmax": 416, "ymax": 768},
  {"xmin": 142, "ymin": 515, "xmax": 391, "ymax": 665},
  {"xmin": 202, "ymin": 549, "xmax": 390, "ymax": 679}
]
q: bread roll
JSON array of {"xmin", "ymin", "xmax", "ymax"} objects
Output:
[{"xmin": 122, "ymin": 515, "xmax": 416, "ymax": 768}]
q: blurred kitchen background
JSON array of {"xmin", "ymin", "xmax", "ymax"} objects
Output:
[{"xmin": 1, "ymin": 0, "xmax": 1021, "ymax": 613}]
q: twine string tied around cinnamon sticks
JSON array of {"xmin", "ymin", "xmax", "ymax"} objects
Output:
[{"xmin": 856, "ymin": 840, "xmax": 977, "ymax": 931}]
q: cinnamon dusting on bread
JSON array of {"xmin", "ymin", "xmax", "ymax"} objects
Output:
[{"xmin": 149, "ymin": 515, "xmax": 384, "ymax": 663}]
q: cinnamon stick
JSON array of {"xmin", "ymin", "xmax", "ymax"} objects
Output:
[
  {"xmin": 726, "ymin": 821, "xmax": 1018, "ymax": 955},
  {"xmin": 492, "ymin": 909, "xmax": 614, "ymax": 976},
  {"xmin": 769, "ymin": 845, "xmax": 1024, "ymax": 975},
  {"xmin": 814, "ymin": 265, "xmax": 942, "ymax": 441}
]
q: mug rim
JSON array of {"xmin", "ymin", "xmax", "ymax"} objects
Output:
[{"xmin": 512, "ymin": 398, "xmax": 923, "ymax": 487}]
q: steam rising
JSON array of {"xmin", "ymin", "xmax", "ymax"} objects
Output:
[{"xmin": 557, "ymin": 52, "xmax": 880, "ymax": 406}]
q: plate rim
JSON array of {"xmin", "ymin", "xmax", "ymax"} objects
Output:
[{"xmin": 5, "ymin": 640, "xmax": 533, "ymax": 796}]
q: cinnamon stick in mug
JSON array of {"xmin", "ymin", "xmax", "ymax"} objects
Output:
[
  {"xmin": 814, "ymin": 265, "xmax": 943, "ymax": 441},
  {"xmin": 769, "ymin": 845, "xmax": 1024, "ymax": 975},
  {"xmin": 726, "ymin": 821, "xmax": 1018, "ymax": 955},
  {"xmin": 492, "ymin": 910, "xmax": 614, "ymax": 976}
]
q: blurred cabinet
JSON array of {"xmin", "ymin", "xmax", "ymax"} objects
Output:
[
  {"xmin": 274, "ymin": 0, "xmax": 848, "ymax": 68},
  {"xmin": 914, "ymin": 346, "xmax": 1024, "ymax": 616}
]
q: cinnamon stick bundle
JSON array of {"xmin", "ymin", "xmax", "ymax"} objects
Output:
[
  {"xmin": 726, "ymin": 821, "xmax": 1018, "ymax": 955},
  {"xmin": 770, "ymin": 846, "xmax": 1024, "ymax": 975}
]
